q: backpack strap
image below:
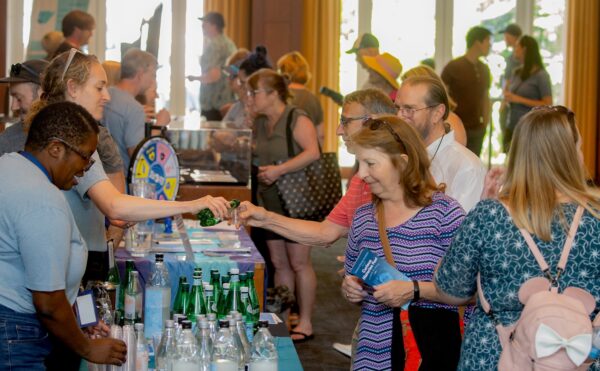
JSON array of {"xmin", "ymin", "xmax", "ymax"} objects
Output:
[{"xmin": 476, "ymin": 203, "xmax": 584, "ymax": 316}]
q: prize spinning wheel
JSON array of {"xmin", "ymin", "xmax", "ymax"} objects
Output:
[{"xmin": 128, "ymin": 136, "xmax": 180, "ymax": 201}]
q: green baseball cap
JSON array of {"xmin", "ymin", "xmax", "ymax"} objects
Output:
[{"xmin": 346, "ymin": 33, "xmax": 379, "ymax": 54}]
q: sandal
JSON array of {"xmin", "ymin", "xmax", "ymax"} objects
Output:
[{"xmin": 290, "ymin": 330, "xmax": 315, "ymax": 343}]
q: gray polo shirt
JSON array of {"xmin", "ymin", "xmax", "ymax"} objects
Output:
[{"xmin": 0, "ymin": 122, "xmax": 26, "ymax": 157}]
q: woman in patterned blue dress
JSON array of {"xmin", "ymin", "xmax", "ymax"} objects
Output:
[
  {"xmin": 342, "ymin": 116, "xmax": 466, "ymax": 370},
  {"xmin": 434, "ymin": 106, "xmax": 600, "ymax": 370}
]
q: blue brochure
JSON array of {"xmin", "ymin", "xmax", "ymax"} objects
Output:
[{"xmin": 350, "ymin": 248, "xmax": 411, "ymax": 310}]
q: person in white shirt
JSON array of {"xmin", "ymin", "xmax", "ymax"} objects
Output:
[{"xmin": 394, "ymin": 76, "xmax": 486, "ymax": 211}]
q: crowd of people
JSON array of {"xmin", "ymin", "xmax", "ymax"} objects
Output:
[{"xmin": 0, "ymin": 7, "xmax": 598, "ymax": 371}]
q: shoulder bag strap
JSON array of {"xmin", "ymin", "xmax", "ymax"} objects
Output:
[
  {"xmin": 376, "ymin": 201, "xmax": 395, "ymax": 265},
  {"xmin": 284, "ymin": 108, "xmax": 296, "ymax": 158}
]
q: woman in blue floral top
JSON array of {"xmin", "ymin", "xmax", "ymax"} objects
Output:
[{"xmin": 434, "ymin": 106, "xmax": 600, "ymax": 370}]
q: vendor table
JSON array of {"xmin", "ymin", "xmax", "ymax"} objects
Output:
[{"xmin": 115, "ymin": 225, "xmax": 266, "ymax": 310}]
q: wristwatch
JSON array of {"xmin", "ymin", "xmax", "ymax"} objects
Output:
[{"xmin": 412, "ymin": 280, "xmax": 420, "ymax": 301}]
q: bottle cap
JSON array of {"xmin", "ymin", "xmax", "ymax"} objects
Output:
[
  {"xmin": 176, "ymin": 315, "xmax": 186, "ymax": 324},
  {"xmin": 223, "ymin": 283, "xmax": 230, "ymax": 289},
  {"xmin": 258, "ymin": 320, "xmax": 269, "ymax": 328},
  {"xmin": 241, "ymin": 287, "xmax": 248, "ymax": 292},
  {"xmin": 207, "ymin": 313, "xmax": 217, "ymax": 321},
  {"xmin": 155, "ymin": 253, "xmax": 164, "ymax": 262},
  {"xmin": 205, "ymin": 284, "xmax": 214, "ymax": 291},
  {"xmin": 199, "ymin": 320, "xmax": 209, "ymax": 329},
  {"xmin": 195, "ymin": 314, "xmax": 206, "ymax": 322},
  {"xmin": 165, "ymin": 320, "xmax": 174, "ymax": 328},
  {"xmin": 229, "ymin": 268, "xmax": 239, "ymax": 275},
  {"xmin": 219, "ymin": 320, "xmax": 229, "ymax": 328},
  {"xmin": 182, "ymin": 320, "xmax": 192, "ymax": 329},
  {"xmin": 134, "ymin": 323, "xmax": 144, "ymax": 331},
  {"xmin": 234, "ymin": 312, "xmax": 243, "ymax": 320},
  {"xmin": 228, "ymin": 317, "xmax": 237, "ymax": 326},
  {"xmin": 229, "ymin": 310, "xmax": 239, "ymax": 317}
]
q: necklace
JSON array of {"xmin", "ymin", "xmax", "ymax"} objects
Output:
[{"xmin": 430, "ymin": 123, "xmax": 450, "ymax": 163}]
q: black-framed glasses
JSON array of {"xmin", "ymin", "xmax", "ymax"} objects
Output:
[
  {"xmin": 61, "ymin": 48, "xmax": 85, "ymax": 81},
  {"xmin": 339, "ymin": 114, "xmax": 369, "ymax": 127},
  {"xmin": 10, "ymin": 63, "xmax": 38, "ymax": 78},
  {"xmin": 49, "ymin": 136, "xmax": 95, "ymax": 172},
  {"xmin": 365, "ymin": 118, "xmax": 406, "ymax": 151},
  {"xmin": 396, "ymin": 104, "xmax": 437, "ymax": 117}
]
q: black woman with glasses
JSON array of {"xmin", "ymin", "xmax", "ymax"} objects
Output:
[
  {"xmin": 433, "ymin": 106, "xmax": 600, "ymax": 370},
  {"xmin": 0, "ymin": 59, "xmax": 48, "ymax": 157},
  {"xmin": 0, "ymin": 102, "xmax": 127, "ymax": 369},
  {"xmin": 342, "ymin": 116, "xmax": 466, "ymax": 370}
]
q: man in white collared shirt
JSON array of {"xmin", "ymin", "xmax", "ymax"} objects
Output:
[{"xmin": 396, "ymin": 76, "xmax": 486, "ymax": 211}]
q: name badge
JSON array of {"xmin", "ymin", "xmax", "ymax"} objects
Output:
[{"xmin": 75, "ymin": 290, "xmax": 99, "ymax": 328}]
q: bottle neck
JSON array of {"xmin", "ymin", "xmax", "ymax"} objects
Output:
[{"xmin": 108, "ymin": 242, "xmax": 115, "ymax": 269}]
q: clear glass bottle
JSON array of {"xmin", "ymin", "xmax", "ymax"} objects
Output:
[
  {"xmin": 211, "ymin": 320, "xmax": 241, "ymax": 371},
  {"xmin": 196, "ymin": 319, "xmax": 213, "ymax": 371},
  {"xmin": 156, "ymin": 319, "xmax": 177, "ymax": 371},
  {"xmin": 172, "ymin": 320, "xmax": 200, "ymax": 371},
  {"xmin": 207, "ymin": 313, "xmax": 218, "ymax": 343},
  {"xmin": 228, "ymin": 315, "xmax": 247, "ymax": 369},
  {"xmin": 122, "ymin": 323, "xmax": 137, "ymax": 371},
  {"xmin": 144, "ymin": 253, "xmax": 171, "ymax": 341},
  {"xmin": 234, "ymin": 312, "xmax": 251, "ymax": 365},
  {"xmin": 124, "ymin": 270, "xmax": 142, "ymax": 324},
  {"xmin": 135, "ymin": 323, "xmax": 149, "ymax": 371},
  {"xmin": 249, "ymin": 321, "xmax": 278, "ymax": 371}
]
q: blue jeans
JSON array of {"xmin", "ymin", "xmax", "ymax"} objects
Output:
[{"xmin": 0, "ymin": 304, "xmax": 51, "ymax": 370}]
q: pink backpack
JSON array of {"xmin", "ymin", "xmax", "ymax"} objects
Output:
[{"xmin": 478, "ymin": 205, "xmax": 598, "ymax": 370}]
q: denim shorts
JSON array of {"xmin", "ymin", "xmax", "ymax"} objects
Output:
[{"xmin": 0, "ymin": 304, "xmax": 51, "ymax": 371}]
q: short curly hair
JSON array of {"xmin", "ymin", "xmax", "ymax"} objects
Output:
[{"xmin": 25, "ymin": 101, "xmax": 99, "ymax": 152}]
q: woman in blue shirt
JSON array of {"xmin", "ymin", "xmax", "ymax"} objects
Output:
[{"xmin": 0, "ymin": 102, "xmax": 126, "ymax": 370}]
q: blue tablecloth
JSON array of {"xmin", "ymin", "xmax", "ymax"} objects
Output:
[
  {"xmin": 116, "ymin": 227, "xmax": 266, "ymax": 305},
  {"xmin": 275, "ymin": 337, "xmax": 304, "ymax": 370}
]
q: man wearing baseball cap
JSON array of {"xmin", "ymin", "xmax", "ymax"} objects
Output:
[
  {"xmin": 187, "ymin": 12, "xmax": 236, "ymax": 121},
  {"xmin": 0, "ymin": 59, "xmax": 48, "ymax": 156},
  {"xmin": 346, "ymin": 33, "xmax": 380, "ymax": 69}
]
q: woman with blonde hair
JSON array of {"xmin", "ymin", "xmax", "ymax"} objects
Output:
[
  {"xmin": 434, "ymin": 106, "xmax": 600, "ymax": 370},
  {"xmin": 402, "ymin": 65, "xmax": 467, "ymax": 146},
  {"xmin": 277, "ymin": 51, "xmax": 324, "ymax": 144},
  {"xmin": 343, "ymin": 116, "xmax": 465, "ymax": 370}
]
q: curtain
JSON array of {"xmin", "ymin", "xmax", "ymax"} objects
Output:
[
  {"xmin": 204, "ymin": 0, "xmax": 251, "ymax": 49},
  {"xmin": 564, "ymin": 0, "xmax": 599, "ymax": 180},
  {"xmin": 301, "ymin": 0, "xmax": 341, "ymax": 153}
]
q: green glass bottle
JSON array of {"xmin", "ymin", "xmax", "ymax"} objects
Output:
[
  {"xmin": 172, "ymin": 276, "xmax": 188, "ymax": 315},
  {"xmin": 179, "ymin": 282, "xmax": 191, "ymax": 316},
  {"xmin": 209, "ymin": 270, "xmax": 221, "ymax": 310},
  {"xmin": 196, "ymin": 199, "xmax": 241, "ymax": 226},
  {"xmin": 246, "ymin": 270, "xmax": 260, "ymax": 322},
  {"xmin": 240, "ymin": 286, "xmax": 252, "ymax": 322},
  {"xmin": 186, "ymin": 268, "xmax": 207, "ymax": 321},
  {"xmin": 239, "ymin": 272, "xmax": 248, "ymax": 290},
  {"xmin": 205, "ymin": 284, "xmax": 217, "ymax": 314},
  {"xmin": 226, "ymin": 268, "xmax": 244, "ymax": 316},
  {"xmin": 217, "ymin": 282, "xmax": 230, "ymax": 319},
  {"xmin": 124, "ymin": 270, "xmax": 142, "ymax": 324},
  {"xmin": 106, "ymin": 241, "xmax": 121, "ymax": 308}
]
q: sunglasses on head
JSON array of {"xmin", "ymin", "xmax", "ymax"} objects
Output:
[
  {"xmin": 364, "ymin": 118, "xmax": 406, "ymax": 152},
  {"xmin": 61, "ymin": 48, "xmax": 86, "ymax": 82}
]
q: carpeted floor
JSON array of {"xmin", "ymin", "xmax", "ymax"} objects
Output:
[{"xmin": 292, "ymin": 238, "xmax": 361, "ymax": 371}]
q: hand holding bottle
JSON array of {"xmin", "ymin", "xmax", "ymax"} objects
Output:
[
  {"xmin": 85, "ymin": 337, "xmax": 127, "ymax": 366},
  {"xmin": 193, "ymin": 196, "xmax": 230, "ymax": 222}
]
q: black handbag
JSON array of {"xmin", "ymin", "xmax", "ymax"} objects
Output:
[{"xmin": 275, "ymin": 108, "xmax": 343, "ymax": 221}]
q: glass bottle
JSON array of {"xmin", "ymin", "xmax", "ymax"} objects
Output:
[
  {"xmin": 172, "ymin": 276, "xmax": 188, "ymax": 316},
  {"xmin": 249, "ymin": 321, "xmax": 278, "ymax": 371},
  {"xmin": 135, "ymin": 323, "xmax": 149, "ymax": 371},
  {"xmin": 156, "ymin": 319, "xmax": 177, "ymax": 371},
  {"xmin": 205, "ymin": 284, "xmax": 217, "ymax": 315},
  {"xmin": 196, "ymin": 319, "xmax": 213, "ymax": 371},
  {"xmin": 122, "ymin": 323, "xmax": 137, "ymax": 371},
  {"xmin": 210, "ymin": 270, "xmax": 222, "ymax": 309},
  {"xmin": 172, "ymin": 320, "xmax": 200, "ymax": 371},
  {"xmin": 197, "ymin": 199, "xmax": 240, "ymax": 227},
  {"xmin": 246, "ymin": 271, "xmax": 260, "ymax": 323},
  {"xmin": 186, "ymin": 268, "xmax": 207, "ymax": 321},
  {"xmin": 217, "ymin": 283, "xmax": 230, "ymax": 319},
  {"xmin": 207, "ymin": 312, "xmax": 218, "ymax": 343},
  {"xmin": 124, "ymin": 271, "xmax": 142, "ymax": 324},
  {"xmin": 120, "ymin": 260, "xmax": 135, "ymax": 313},
  {"xmin": 211, "ymin": 320, "xmax": 241, "ymax": 371},
  {"xmin": 226, "ymin": 268, "xmax": 243, "ymax": 317},
  {"xmin": 240, "ymin": 287, "xmax": 251, "ymax": 322},
  {"xmin": 144, "ymin": 253, "xmax": 171, "ymax": 341},
  {"xmin": 106, "ymin": 240, "xmax": 121, "ymax": 312}
]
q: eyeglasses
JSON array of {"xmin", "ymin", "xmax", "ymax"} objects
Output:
[
  {"xmin": 246, "ymin": 89, "xmax": 271, "ymax": 97},
  {"xmin": 49, "ymin": 136, "xmax": 95, "ymax": 172},
  {"xmin": 61, "ymin": 48, "xmax": 85, "ymax": 81},
  {"xmin": 339, "ymin": 114, "xmax": 369, "ymax": 127},
  {"xmin": 365, "ymin": 118, "xmax": 406, "ymax": 151},
  {"xmin": 10, "ymin": 63, "xmax": 38, "ymax": 78},
  {"xmin": 396, "ymin": 105, "xmax": 437, "ymax": 117}
]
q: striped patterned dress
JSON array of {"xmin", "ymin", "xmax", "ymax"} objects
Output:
[{"xmin": 345, "ymin": 192, "xmax": 466, "ymax": 370}]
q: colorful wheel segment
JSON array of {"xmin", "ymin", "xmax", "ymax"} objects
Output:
[{"xmin": 129, "ymin": 136, "xmax": 180, "ymax": 201}]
